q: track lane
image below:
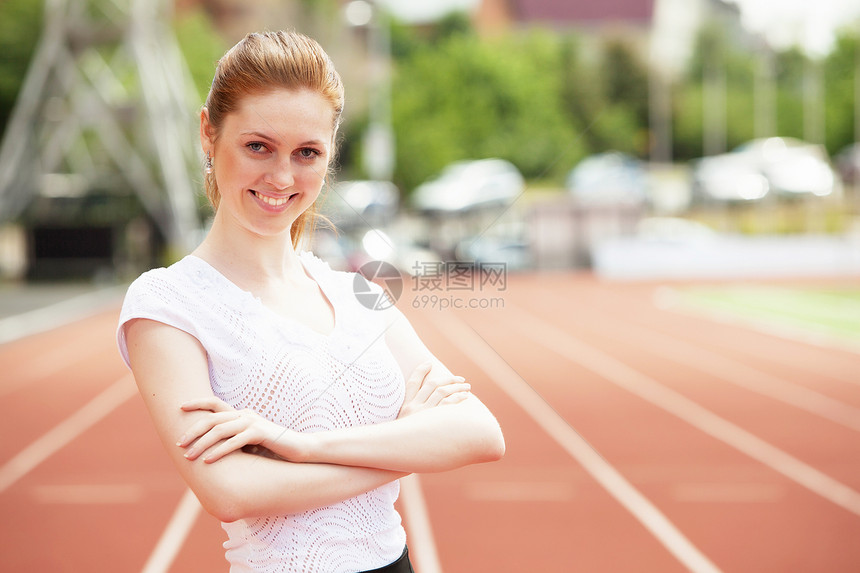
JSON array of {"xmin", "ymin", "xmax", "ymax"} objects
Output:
[
  {"xmin": 0, "ymin": 310, "xmax": 127, "ymax": 463},
  {"xmin": 0, "ymin": 392, "xmax": 188, "ymax": 572},
  {"xmin": 4, "ymin": 273, "xmax": 859, "ymax": 572},
  {"xmin": 403, "ymin": 302, "xmax": 694, "ymax": 572},
  {"xmin": 461, "ymin": 274, "xmax": 860, "ymax": 571}
]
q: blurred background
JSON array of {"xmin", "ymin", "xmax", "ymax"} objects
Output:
[
  {"xmin": 2, "ymin": 2, "xmax": 860, "ymax": 572},
  {"xmin": 1, "ymin": 0, "xmax": 858, "ymax": 283}
]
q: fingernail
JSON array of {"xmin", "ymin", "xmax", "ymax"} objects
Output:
[{"xmin": 177, "ymin": 436, "xmax": 186, "ymax": 446}]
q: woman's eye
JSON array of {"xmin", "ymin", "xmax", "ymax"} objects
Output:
[
  {"xmin": 247, "ymin": 142, "xmax": 266, "ymax": 153},
  {"xmin": 297, "ymin": 148, "xmax": 320, "ymax": 160}
]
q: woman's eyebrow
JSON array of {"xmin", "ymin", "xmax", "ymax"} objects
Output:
[
  {"xmin": 240, "ymin": 131, "xmax": 327, "ymax": 150},
  {"xmin": 240, "ymin": 130, "xmax": 279, "ymax": 142}
]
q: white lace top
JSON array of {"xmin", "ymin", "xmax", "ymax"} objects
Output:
[{"xmin": 116, "ymin": 252, "xmax": 407, "ymax": 573}]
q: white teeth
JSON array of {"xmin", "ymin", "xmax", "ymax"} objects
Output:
[{"xmin": 254, "ymin": 191, "xmax": 291, "ymax": 206}]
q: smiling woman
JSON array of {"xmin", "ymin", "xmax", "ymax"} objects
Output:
[
  {"xmin": 201, "ymin": 88, "xmax": 334, "ymax": 238},
  {"xmin": 115, "ymin": 30, "xmax": 504, "ymax": 573}
]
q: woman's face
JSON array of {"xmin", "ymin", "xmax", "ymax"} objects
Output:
[{"xmin": 201, "ymin": 88, "xmax": 335, "ymax": 238}]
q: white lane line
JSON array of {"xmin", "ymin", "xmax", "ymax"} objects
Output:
[
  {"xmin": 543, "ymin": 288, "xmax": 860, "ymax": 432},
  {"xmin": 399, "ymin": 473, "xmax": 443, "ymax": 573},
  {"xmin": 428, "ymin": 311, "xmax": 722, "ymax": 573},
  {"xmin": 503, "ymin": 302, "xmax": 860, "ymax": 517},
  {"xmin": 0, "ymin": 286, "xmax": 125, "ymax": 346},
  {"xmin": 141, "ymin": 488, "xmax": 202, "ymax": 573},
  {"xmin": 0, "ymin": 375, "xmax": 137, "ymax": 493}
]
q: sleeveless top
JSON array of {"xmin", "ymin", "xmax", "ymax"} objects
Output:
[{"xmin": 116, "ymin": 251, "xmax": 407, "ymax": 572}]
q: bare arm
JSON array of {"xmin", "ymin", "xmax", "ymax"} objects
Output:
[
  {"xmin": 180, "ymin": 306, "xmax": 505, "ymax": 473},
  {"xmin": 306, "ymin": 306, "xmax": 505, "ymax": 472},
  {"xmin": 124, "ymin": 318, "xmax": 406, "ymax": 523}
]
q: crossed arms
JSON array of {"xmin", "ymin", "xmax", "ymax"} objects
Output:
[{"xmin": 124, "ymin": 305, "xmax": 505, "ymax": 523}]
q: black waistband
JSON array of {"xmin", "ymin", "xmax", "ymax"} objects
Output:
[{"xmin": 360, "ymin": 546, "xmax": 413, "ymax": 573}]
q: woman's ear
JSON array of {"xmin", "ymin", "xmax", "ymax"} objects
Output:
[{"xmin": 200, "ymin": 107, "xmax": 214, "ymax": 152}]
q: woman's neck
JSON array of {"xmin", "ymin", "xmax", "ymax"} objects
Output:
[{"xmin": 193, "ymin": 216, "xmax": 303, "ymax": 289}]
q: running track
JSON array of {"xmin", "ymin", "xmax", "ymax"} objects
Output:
[{"xmin": 1, "ymin": 273, "xmax": 859, "ymax": 572}]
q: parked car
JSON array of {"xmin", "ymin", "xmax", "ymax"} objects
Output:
[
  {"xmin": 565, "ymin": 151, "xmax": 648, "ymax": 206},
  {"xmin": 692, "ymin": 137, "xmax": 839, "ymax": 202},
  {"xmin": 323, "ymin": 180, "xmax": 399, "ymax": 227},
  {"xmin": 691, "ymin": 152, "xmax": 769, "ymax": 202},
  {"xmin": 411, "ymin": 159, "xmax": 524, "ymax": 213},
  {"xmin": 456, "ymin": 235, "xmax": 531, "ymax": 271}
]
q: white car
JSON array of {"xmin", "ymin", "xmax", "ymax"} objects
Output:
[
  {"xmin": 692, "ymin": 137, "xmax": 839, "ymax": 202},
  {"xmin": 324, "ymin": 180, "xmax": 399, "ymax": 226},
  {"xmin": 412, "ymin": 159, "xmax": 524, "ymax": 213},
  {"xmin": 566, "ymin": 152, "xmax": 648, "ymax": 206}
]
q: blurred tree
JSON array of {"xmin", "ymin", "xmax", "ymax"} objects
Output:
[
  {"xmin": 174, "ymin": 8, "xmax": 228, "ymax": 102},
  {"xmin": 823, "ymin": 32, "xmax": 858, "ymax": 155},
  {"xmin": 603, "ymin": 40, "xmax": 649, "ymax": 125},
  {"xmin": 0, "ymin": 0, "xmax": 43, "ymax": 137},
  {"xmin": 560, "ymin": 37, "xmax": 650, "ymax": 158},
  {"xmin": 674, "ymin": 24, "xmax": 762, "ymax": 160},
  {"xmin": 774, "ymin": 46, "xmax": 806, "ymax": 141},
  {"xmin": 430, "ymin": 11, "xmax": 473, "ymax": 44},
  {"xmin": 593, "ymin": 40, "xmax": 650, "ymax": 156},
  {"xmin": 390, "ymin": 29, "xmax": 583, "ymax": 194},
  {"xmin": 672, "ymin": 85, "xmax": 704, "ymax": 159}
]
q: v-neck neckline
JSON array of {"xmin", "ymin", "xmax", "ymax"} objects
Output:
[{"xmin": 186, "ymin": 253, "xmax": 339, "ymax": 339}]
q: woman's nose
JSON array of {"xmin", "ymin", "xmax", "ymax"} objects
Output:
[{"xmin": 265, "ymin": 159, "xmax": 294, "ymax": 190}]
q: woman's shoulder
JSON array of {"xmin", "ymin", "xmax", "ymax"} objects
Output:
[
  {"xmin": 126, "ymin": 256, "xmax": 203, "ymax": 297},
  {"xmin": 122, "ymin": 256, "xmax": 233, "ymax": 319},
  {"xmin": 299, "ymin": 250, "xmax": 354, "ymax": 287}
]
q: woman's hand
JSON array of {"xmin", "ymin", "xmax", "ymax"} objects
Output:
[
  {"xmin": 398, "ymin": 362, "xmax": 472, "ymax": 419},
  {"xmin": 177, "ymin": 397, "xmax": 309, "ymax": 464}
]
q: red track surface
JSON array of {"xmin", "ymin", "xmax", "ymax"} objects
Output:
[{"xmin": 2, "ymin": 273, "xmax": 859, "ymax": 572}]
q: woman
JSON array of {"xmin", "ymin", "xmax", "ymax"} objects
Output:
[{"xmin": 116, "ymin": 31, "xmax": 505, "ymax": 573}]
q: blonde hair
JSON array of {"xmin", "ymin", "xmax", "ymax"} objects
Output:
[{"xmin": 203, "ymin": 31, "xmax": 344, "ymax": 248}]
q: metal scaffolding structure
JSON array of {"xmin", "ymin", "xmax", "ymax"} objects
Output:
[{"xmin": 0, "ymin": 0, "xmax": 202, "ymax": 254}]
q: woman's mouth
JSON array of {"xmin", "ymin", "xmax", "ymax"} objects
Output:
[{"xmin": 251, "ymin": 190, "xmax": 296, "ymax": 207}]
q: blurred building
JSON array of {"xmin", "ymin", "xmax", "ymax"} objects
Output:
[
  {"xmin": 176, "ymin": 0, "xmax": 323, "ymax": 44},
  {"xmin": 474, "ymin": 0, "xmax": 746, "ymax": 77},
  {"xmin": 0, "ymin": 0, "xmax": 381, "ymax": 281},
  {"xmin": 474, "ymin": 0, "xmax": 654, "ymax": 35},
  {"xmin": 0, "ymin": 0, "xmax": 202, "ymax": 280}
]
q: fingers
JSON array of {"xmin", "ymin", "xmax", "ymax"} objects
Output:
[
  {"xmin": 177, "ymin": 398, "xmax": 251, "ymax": 462},
  {"xmin": 414, "ymin": 373, "xmax": 468, "ymax": 405},
  {"xmin": 180, "ymin": 396, "xmax": 232, "ymax": 413},
  {"xmin": 403, "ymin": 361, "xmax": 432, "ymax": 404},
  {"xmin": 180, "ymin": 413, "xmax": 248, "ymax": 461},
  {"xmin": 176, "ymin": 410, "xmax": 240, "ymax": 447},
  {"xmin": 425, "ymin": 381, "xmax": 471, "ymax": 407},
  {"xmin": 195, "ymin": 434, "xmax": 250, "ymax": 463}
]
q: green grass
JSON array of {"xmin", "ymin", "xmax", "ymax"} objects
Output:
[{"xmin": 676, "ymin": 285, "xmax": 860, "ymax": 343}]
